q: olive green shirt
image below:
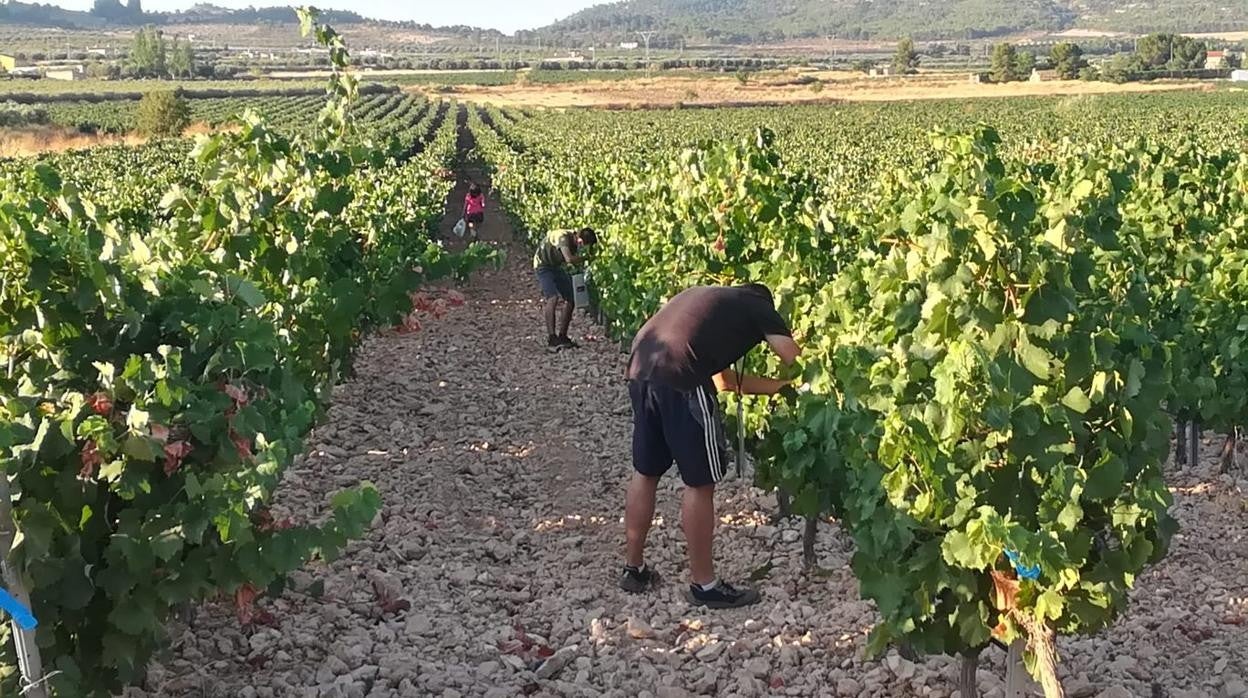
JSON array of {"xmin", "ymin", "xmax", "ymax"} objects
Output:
[{"xmin": 533, "ymin": 229, "xmax": 578, "ymax": 269}]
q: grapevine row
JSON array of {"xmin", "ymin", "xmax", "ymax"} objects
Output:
[
  {"xmin": 469, "ymin": 97, "xmax": 1248, "ymax": 692},
  {"xmin": 0, "ymin": 15, "xmax": 490, "ymax": 695}
]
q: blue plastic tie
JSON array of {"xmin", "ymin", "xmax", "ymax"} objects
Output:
[
  {"xmin": 0, "ymin": 588, "xmax": 37, "ymax": 631},
  {"xmin": 1004, "ymin": 549, "xmax": 1041, "ymax": 581}
]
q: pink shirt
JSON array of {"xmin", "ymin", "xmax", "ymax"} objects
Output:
[{"xmin": 464, "ymin": 193, "xmax": 485, "ymax": 216}]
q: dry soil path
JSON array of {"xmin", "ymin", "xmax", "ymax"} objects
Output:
[{"xmin": 150, "ymin": 130, "xmax": 1248, "ymax": 698}]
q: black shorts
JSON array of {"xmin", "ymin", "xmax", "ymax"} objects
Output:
[
  {"xmin": 629, "ymin": 380, "xmax": 729, "ymax": 488},
  {"xmin": 466, "ymin": 212, "xmax": 485, "ymax": 225}
]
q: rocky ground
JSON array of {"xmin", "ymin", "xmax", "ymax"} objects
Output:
[{"xmin": 149, "ymin": 164, "xmax": 1248, "ymax": 698}]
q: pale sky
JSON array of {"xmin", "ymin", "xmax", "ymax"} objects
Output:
[{"xmin": 43, "ymin": 0, "xmax": 605, "ymax": 33}]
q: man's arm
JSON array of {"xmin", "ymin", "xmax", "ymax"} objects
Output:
[
  {"xmin": 765, "ymin": 334, "xmax": 802, "ymax": 365},
  {"xmin": 713, "ymin": 368, "xmax": 790, "ymax": 396},
  {"xmin": 711, "ymin": 335, "xmax": 803, "ymax": 396},
  {"xmin": 560, "ymin": 243, "xmax": 583, "ymax": 265}
]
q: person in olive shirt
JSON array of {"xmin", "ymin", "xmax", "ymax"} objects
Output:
[
  {"xmin": 620, "ymin": 283, "xmax": 801, "ymax": 609},
  {"xmin": 534, "ymin": 228, "xmax": 597, "ymax": 350}
]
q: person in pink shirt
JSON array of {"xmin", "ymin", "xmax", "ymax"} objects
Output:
[{"xmin": 463, "ymin": 183, "xmax": 486, "ymax": 240}]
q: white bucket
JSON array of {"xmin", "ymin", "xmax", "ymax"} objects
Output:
[{"xmin": 571, "ymin": 272, "xmax": 591, "ymax": 307}]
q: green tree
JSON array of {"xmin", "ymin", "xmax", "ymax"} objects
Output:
[
  {"xmin": 168, "ymin": 37, "xmax": 195, "ymax": 78},
  {"xmin": 1015, "ymin": 50, "xmax": 1037, "ymax": 79},
  {"xmin": 1169, "ymin": 35, "xmax": 1206, "ymax": 70},
  {"xmin": 1051, "ymin": 42, "xmax": 1085, "ymax": 79},
  {"xmin": 893, "ymin": 37, "xmax": 919, "ymax": 75},
  {"xmin": 990, "ymin": 42, "xmax": 1019, "ymax": 82},
  {"xmin": 129, "ymin": 25, "xmax": 166, "ymax": 77},
  {"xmin": 1136, "ymin": 34, "xmax": 1172, "ymax": 69},
  {"xmin": 1135, "ymin": 33, "xmax": 1205, "ymax": 71},
  {"xmin": 135, "ymin": 89, "xmax": 189, "ymax": 136},
  {"xmin": 1102, "ymin": 53, "xmax": 1141, "ymax": 83}
]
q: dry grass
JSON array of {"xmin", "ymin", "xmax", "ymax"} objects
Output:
[
  {"xmin": 0, "ymin": 122, "xmax": 227, "ymax": 157},
  {"xmin": 415, "ymin": 71, "xmax": 1212, "ymax": 110},
  {"xmin": 0, "ymin": 127, "xmax": 146, "ymax": 158}
]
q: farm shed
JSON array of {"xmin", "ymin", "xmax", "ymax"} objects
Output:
[
  {"xmin": 1233, "ymin": 69, "xmax": 1248, "ymax": 82},
  {"xmin": 44, "ymin": 67, "xmax": 84, "ymax": 81},
  {"xmin": 1206, "ymin": 51, "xmax": 1229, "ymax": 70},
  {"xmin": 969, "ymin": 72, "xmax": 989, "ymax": 84},
  {"xmin": 0, "ymin": 54, "xmax": 20, "ymax": 72},
  {"xmin": 1030, "ymin": 69, "xmax": 1059, "ymax": 82}
]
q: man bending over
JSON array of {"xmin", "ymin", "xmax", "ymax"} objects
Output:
[{"xmin": 620, "ymin": 283, "xmax": 801, "ymax": 609}]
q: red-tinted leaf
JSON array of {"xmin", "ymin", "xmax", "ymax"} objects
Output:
[
  {"xmin": 79, "ymin": 441, "xmax": 102, "ymax": 480},
  {"xmin": 769, "ymin": 676, "xmax": 785, "ymax": 689},
  {"xmin": 150, "ymin": 423, "xmax": 170, "ymax": 443},
  {"xmin": 446, "ymin": 290, "xmax": 466, "ymax": 306},
  {"xmin": 223, "ymin": 383, "xmax": 249, "ymax": 406},
  {"xmin": 235, "ymin": 584, "xmax": 259, "ymax": 625},
  {"xmin": 989, "ymin": 569, "xmax": 1020, "ymax": 612},
  {"xmin": 253, "ymin": 609, "xmax": 278, "ymax": 627},
  {"xmin": 535, "ymin": 645, "xmax": 555, "ymax": 659},
  {"xmin": 396, "ymin": 314, "xmax": 422, "ymax": 334},
  {"xmin": 163, "ymin": 440, "xmax": 193, "ymax": 476},
  {"xmin": 230, "ymin": 431, "xmax": 254, "ymax": 461},
  {"xmin": 87, "ymin": 392, "xmax": 113, "ymax": 416}
]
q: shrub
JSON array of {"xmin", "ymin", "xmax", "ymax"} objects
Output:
[{"xmin": 135, "ymin": 90, "xmax": 191, "ymax": 137}]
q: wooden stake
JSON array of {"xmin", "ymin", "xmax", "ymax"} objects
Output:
[
  {"xmin": 1005, "ymin": 640, "xmax": 1035, "ymax": 698},
  {"xmin": 960, "ymin": 648, "xmax": 980, "ymax": 698},
  {"xmin": 1174, "ymin": 418, "xmax": 1187, "ymax": 467},
  {"xmin": 1186, "ymin": 420, "xmax": 1200, "ymax": 468},
  {"xmin": 802, "ymin": 515, "xmax": 818, "ymax": 569}
]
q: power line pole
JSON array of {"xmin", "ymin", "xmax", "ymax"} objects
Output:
[{"xmin": 637, "ymin": 30, "xmax": 657, "ymax": 63}]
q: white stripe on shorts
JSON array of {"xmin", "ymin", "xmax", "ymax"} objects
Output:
[{"xmin": 696, "ymin": 388, "xmax": 723, "ymax": 482}]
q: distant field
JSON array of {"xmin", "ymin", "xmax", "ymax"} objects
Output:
[
  {"xmin": 0, "ymin": 91, "xmax": 439, "ymax": 156},
  {"xmin": 0, "ymin": 78, "xmax": 333, "ymax": 96},
  {"xmin": 275, "ymin": 68, "xmax": 736, "ymax": 87},
  {"xmin": 420, "ymin": 70, "xmax": 1212, "ymax": 109}
]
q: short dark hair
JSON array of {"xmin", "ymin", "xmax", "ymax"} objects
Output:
[
  {"xmin": 469, "ymin": 183, "xmax": 481, "ymax": 195},
  {"xmin": 740, "ymin": 282, "xmax": 774, "ymax": 304},
  {"xmin": 578, "ymin": 228, "xmax": 598, "ymax": 246}
]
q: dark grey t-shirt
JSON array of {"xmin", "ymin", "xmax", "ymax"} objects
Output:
[{"xmin": 626, "ymin": 286, "xmax": 791, "ymax": 392}]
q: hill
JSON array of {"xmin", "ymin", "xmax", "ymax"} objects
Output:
[
  {"xmin": 546, "ymin": 0, "xmax": 1248, "ymax": 42},
  {"xmin": 0, "ymin": 2, "xmax": 497, "ymax": 39}
]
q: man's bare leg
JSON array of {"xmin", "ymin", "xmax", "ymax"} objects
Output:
[
  {"xmin": 557, "ymin": 298, "xmax": 574, "ymax": 338},
  {"xmin": 543, "ymin": 296, "xmax": 559, "ymax": 338},
  {"xmin": 682, "ymin": 484, "xmax": 716, "ymax": 585},
  {"xmin": 625, "ymin": 473, "xmax": 659, "ymax": 568}
]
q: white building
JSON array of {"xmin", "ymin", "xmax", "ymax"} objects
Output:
[
  {"xmin": 44, "ymin": 66, "xmax": 84, "ymax": 81},
  {"xmin": 1232, "ymin": 69, "xmax": 1248, "ymax": 82},
  {"xmin": 618, "ymin": 41, "xmax": 639, "ymax": 50}
]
